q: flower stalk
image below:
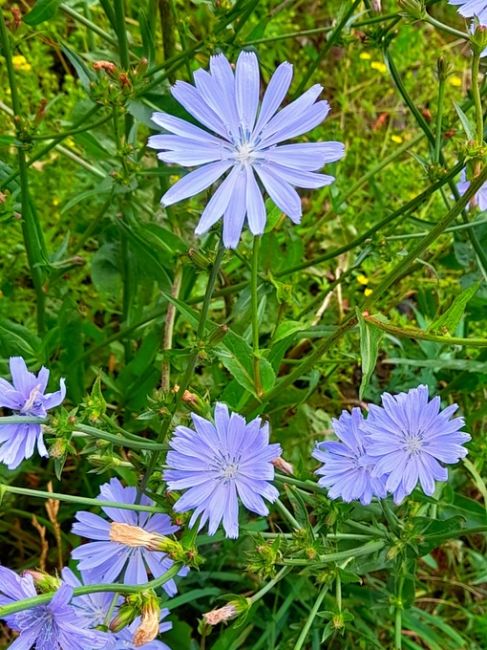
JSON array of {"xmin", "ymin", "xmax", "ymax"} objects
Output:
[{"xmin": 251, "ymin": 235, "xmax": 263, "ymax": 397}]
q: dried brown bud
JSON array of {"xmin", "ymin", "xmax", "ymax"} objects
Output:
[
  {"xmin": 203, "ymin": 604, "xmax": 237, "ymax": 626},
  {"xmin": 93, "ymin": 60, "xmax": 117, "ymax": 74},
  {"xmin": 133, "ymin": 599, "xmax": 160, "ymax": 647},
  {"xmin": 119, "ymin": 72, "xmax": 131, "ymax": 88},
  {"xmin": 272, "ymin": 456, "xmax": 294, "ymax": 475},
  {"xmin": 110, "ymin": 522, "xmax": 167, "ymax": 551},
  {"xmin": 0, "ymin": 192, "xmax": 6, "ymax": 204}
]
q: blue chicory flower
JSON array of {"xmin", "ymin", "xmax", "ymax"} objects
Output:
[
  {"xmin": 62, "ymin": 567, "xmax": 122, "ymax": 629},
  {"xmin": 164, "ymin": 403, "xmax": 282, "ymax": 539},
  {"xmin": 71, "ymin": 478, "xmax": 187, "ymax": 591},
  {"xmin": 449, "ymin": 0, "xmax": 487, "ymax": 24},
  {"xmin": 0, "ymin": 356, "xmax": 66, "ymax": 469},
  {"xmin": 312, "ymin": 408, "xmax": 387, "ymax": 505},
  {"xmin": 148, "ymin": 51, "xmax": 344, "ymax": 248},
  {"xmin": 362, "ymin": 385, "xmax": 471, "ymax": 504},
  {"xmin": 0, "ymin": 566, "xmax": 107, "ymax": 649},
  {"xmin": 457, "ymin": 168, "xmax": 487, "ymax": 210}
]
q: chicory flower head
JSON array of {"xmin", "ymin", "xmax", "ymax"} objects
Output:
[
  {"xmin": 71, "ymin": 478, "xmax": 187, "ymax": 592},
  {"xmin": 0, "ymin": 356, "xmax": 65, "ymax": 469},
  {"xmin": 457, "ymin": 168, "xmax": 487, "ymax": 210},
  {"xmin": 164, "ymin": 403, "xmax": 282, "ymax": 538},
  {"xmin": 312, "ymin": 408, "xmax": 387, "ymax": 505},
  {"xmin": 148, "ymin": 51, "xmax": 344, "ymax": 248},
  {"xmin": 62, "ymin": 567, "xmax": 122, "ymax": 629},
  {"xmin": 0, "ymin": 566, "xmax": 107, "ymax": 649},
  {"xmin": 362, "ymin": 385, "xmax": 471, "ymax": 504}
]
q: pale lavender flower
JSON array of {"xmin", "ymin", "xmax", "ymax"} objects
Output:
[
  {"xmin": 0, "ymin": 356, "xmax": 66, "ymax": 469},
  {"xmin": 148, "ymin": 51, "xmax": 344, "ymax": 248},
  {"xmin": 457, "ymin": 168, "xmax": 487, "ymax": 210},
  {"xmin": 449, "ymin": 0, "xmax": 487, "ymax": 24},
  {"xmin": 71, "ymin": 478, "xmax": 187, "ymax": 591},
  {"xmin": 362, "ymin": 385, "xmax": 471, "ymax": 504},
  {"xmin": 0, "ymin": 566, "xmax": 107, "ymax": 649},
  {"xmin": 107, "ymin": 611, "xmax": 172, "ymax": 650},
  {"xmin": 62, "ymin": 567, "xmax": 122, "ymax": 629},
  {"xmin": 164, "ymin": 403, "xmax": 282, "ymax": 538},
  {"xmin": 312, "ymin": 408, "xmax": 387, "ymax": 505}
]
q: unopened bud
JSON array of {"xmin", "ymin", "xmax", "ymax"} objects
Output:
[
  {"xmin": 470, "ymin": 25, "xmax": 487, "ymax": 56},
  {"xmin": 398, "ymin": 0, "xmax": 425, "ymax": 20},
  {"xmin": 272, "ymin": 456, "xmax": 294, "ymax": 476},
  {"xmin": 49, "ymin": 438, "xmax": 68, "ymax": 459},
  {"xmin": 436, "ymin": 56, "xmax": 451, "ymax": 83},
  {"xmin": 132, "ymin": 595, "xmax": 160, "ymax": 647},
  {"xmin": 187, "ymin": 247, "xmax": 214, "ymax": 270},
  {"xmin": 203, "ymin": 603, "xmax": 238, "ymax": 626},
  {"xmin": 24, "ymin": 570, "xmax": 61, "ymax": 592},
  {"xmin": 110, "ymin": 602, "xmax": 139, "ymax": 632}
]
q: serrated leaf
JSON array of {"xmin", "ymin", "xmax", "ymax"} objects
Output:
[
  {"xmin": 429, "ymin": 282, "xmax": 480, "ymax": 334},
  {"xmin": 356, "ymin": 310, "xmax": 383, "ymax": 399},
  {"xmin": 24, "ymin": 0, "xmax": 62, "ymax": 25}
]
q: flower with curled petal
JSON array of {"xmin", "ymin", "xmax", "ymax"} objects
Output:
[{"xmin": 148, "ymin": 51, "xmax": 344, "ymax": 248}]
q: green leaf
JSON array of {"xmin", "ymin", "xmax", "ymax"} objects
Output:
[
  {"xmin": 24, "ymin": 0, "xmax": 62, "ymax": 25},
  {"xmin": 91, "ymin": 243, "xmax": 122, "ymax": 294},
  {"xmin": 0, "ymin": 319, "xmax": 41, "ymax": 359},
  {"xmin": 453, "ymin": 101, "xmax": 475, "ymax": 141},
  {"xmin": 60, "ymin": 42, "xmax": 94, "ymax": 89},
  {"xmin": 429, "ymin": 282, "xmax": 480, "ymax": 334},
  {"xmin": 272, "ymin": 320, "xmax": 306, "ymax": 343},
  {"xmin": 356, "ymin": 310, "xmax": 383, "ymax": 399},
  {"xmin": 384, "ymin": 357, "xmax": 487, "ymax": 373}
]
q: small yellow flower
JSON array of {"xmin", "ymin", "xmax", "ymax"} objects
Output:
[
  {"xmin": 371, "ymin": 61, "xmax": 387, "ymax": 74},
  {"xmin": 364, "ymin": 288, "xmax": 373, "ymax": 297},
  {"xmin": 448, "ymin": 75, "xmax": 462, "ymax": 87},
  {"xmin": 357, "ymin": 274, "xmax": 369, "ymax": 286},
  {"xmin": 12, "ymin": 54, "xmax": 31, "ymax": 72},
  {"xmin": 391, "ymin": 135, "xmax": 403, "ymax": 144},
  {"xmin": 359, "ymin": 52, "xmax": 371, "ymax": 60},
  {"xmin": 52, "ymin": 197, "xmax": 60, "ymax": 206}
]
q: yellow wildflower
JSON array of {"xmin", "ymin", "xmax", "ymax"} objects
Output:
[
  {"xmin": 371, "ymin": 61, "xmax": 387, "ymax": 74},
  {"xmin": 360, "ymin": 52, "xmax": 371, "ymax": 60},
  {"xmin": 391, "ymin": 135, "xmax": 403, "ymax": 144},
  {"xmin": 448, "ymin": 75, "xmax": 462, "ymax": 87},
  {"xmin": 364, "ymin": 288, "xmax": 373, "ymax": 297},
  {"xmin": 12, "ymin": 54, "xmax": 31, "ymax": 72},
  {"xmin": 357, "ymin": 274, "xmax": 369, "ymax": 286}
]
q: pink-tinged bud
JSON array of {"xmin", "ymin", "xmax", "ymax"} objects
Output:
[
  {"xmin": 132, "ymin": 598, "xmax": 160, "ymax": 647},
  {"xmin": 272, "ymin": 456, "xmax": 294, "ymax": 475},
  {"xmin": 93, "ymin": 60, "xmax": 117, "ymax": 74},
  {"xmin": 109, "ymin": 522, "xmax": 167, "ymax": 551},
  {"xmin": 24, "ymin": 570, "xmax": 61, "ymax": 592},
  {"xmin": 203, "ymin": 604, "xmax": 238, "ymax": 626},
  {"xmin": 371, "ymin": 0, "xmax": 381, "ymax": 10}
]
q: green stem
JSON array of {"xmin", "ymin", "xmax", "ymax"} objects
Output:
[
  {"xmin": 293, "ymin": 582, "xmax": 329, "ymax": 650},
  {"xmin": 60, "ymin": 4, "xmax": 119, "ymax": 46},
  {"xmin": 139, "ymin": 244, "xmax": 225, "ymax": 492},
  {"xmin": 0, "ymin": 11, "xmax": 47, "ymax": 333},
  {"xmin": 363, "ymin": 314, "xmax": 487, "ymax": 347},
  {"xmin": 434, "ymin": 73, "xmax": 445, "ymax": 164},
  {"xmin": 283, "ymin": 541, "xmax": 385, "ymax": 567},
  {"xmin": 251, "ymin": 236, "xmax": 263, "ymax": 397},
  {"xmin": 0, "ymin": 483, "xmax": 168, "ymax": 513},
  {"xmin": 274, "ymin": 498, "xmax": 302, "ymax": 531},
  {"xmin": 425, "ymin": 14, "xmax": 469, "ymax": 40},
  {"xmin": 113, "ymin": 0, "xmax": 130, "ymax": 69},
  {"xmin": 395, "ymin": 574, "xmax": 404, "ymax": 649},
  {"xmin": 249, "ymin": 566, "xmax": 290, "ymax": 605},
  {"xmin": 275, "ymin": 474, "xmax": 323, "ymax": 494},
  {"xmin": 336, "ymin": 570, "xmax": 342, "ymax": 612},
  {"xmin": 0, "ymin": 563, "xmax": 181, "ymax": 618},
  {"xmin": 75, "ymin": 423, "xmax": 166, "ymax": 450},
  {"xmin": 472, "ymin": 50, "xmax": 484, "ymax": 148}
]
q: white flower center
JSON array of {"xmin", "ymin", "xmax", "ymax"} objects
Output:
[
  {"xmin": 235, "ymin": 142, "xmax": 255, "ymax": 165},
  {"xmin": 221, "ymin": 462, "xmax": 239, "ymax": 479},
  {"xmin": 21, "ymin": 384, "xmax": 43, "ymax": 415},
  {"xmin": 403, "ymin": 433, "xmax": 423, "ymax": 455}
]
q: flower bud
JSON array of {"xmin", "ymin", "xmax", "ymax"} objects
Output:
[
  {"xmin": 93, "ymin": 60, "xmax": 117, "ymax": 74},
  {"xmin": 436, "ymin": 56, "xmax": 451, "ymax": 83},
  {"xmin": 186, "ymin": 247, "xmax": 214, "ymax": 269},
  {"xmin": 24, "ymin": 570, "xmax": 61, "ymax": 592},
  {"xmin": 470, "ymin": 25, "xmax": 487, "ymax": 56},
  {"xmin": 272, "ymin": 456, "xmax": 294, "ymax": 476},
  {"xmin": 398, "ymin": 0, "xmax": 425, "ymax": 20},
  {"xmin": 110, "ymin": 601, "xmax": 139, "ymax": 632},
  {"xmin": 207, "ymin": 324, "xmax": 229, "ymax": 347},
  {"xmin": 203, "ymin": 603, "xmax": 238, "ymax": 626}
]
